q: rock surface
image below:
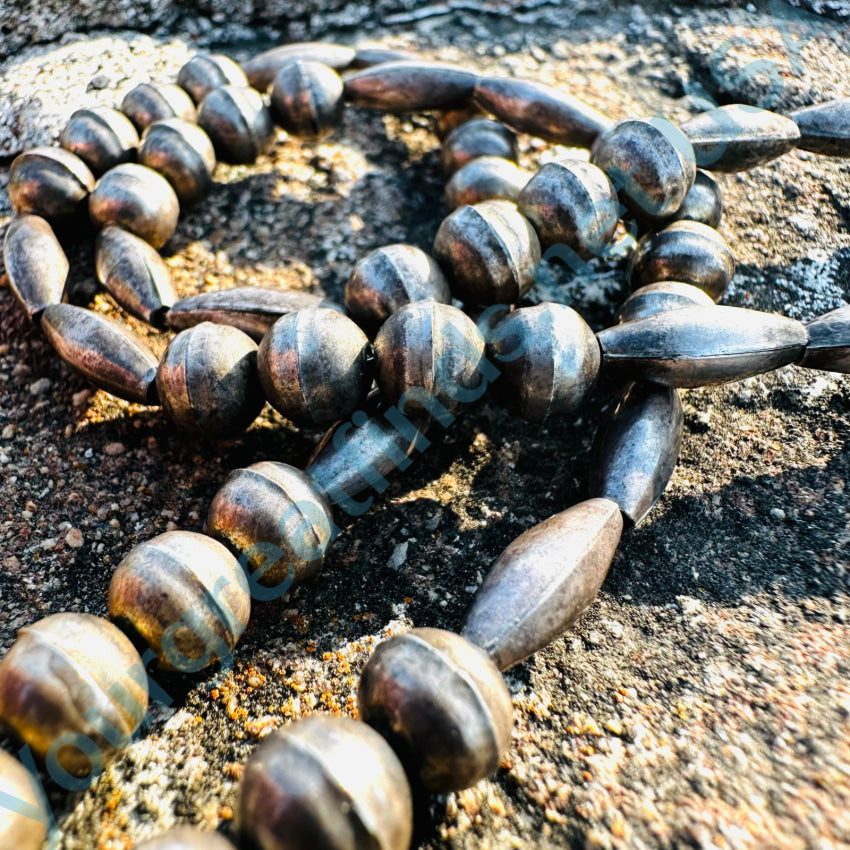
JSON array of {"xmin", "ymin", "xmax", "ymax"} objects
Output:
[{"xmin": 1, "ymin": 3, "xmax": 849, "ymax": 850}]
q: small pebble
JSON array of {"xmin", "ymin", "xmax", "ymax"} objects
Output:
[
  {"xmin": 387, "ymin": 541, "xmax": 409, "ymax": 570},
  {"xmin": 770, "ymin": 507, "xmax": 786, "ymax": 521},
  {"xmin": 104, "ymin": 442, "xmax": 125, "ymax": 456},
  {"xmin": 72, "ymin": 389, "xmax": 91, "ymax": 406},
  {"xmin": 65, "ymin": 528, "xmax": 84, "ymax": 548},
  {"xmin": 1, "ymin": 424, "xmax": 14, "ymax": 439},
  {"xmin": 29, "ymin": 377, "xmax": 52, "ymax": 395}
]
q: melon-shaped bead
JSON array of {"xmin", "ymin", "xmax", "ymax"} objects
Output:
[
  {"xmin": 800, "ymin": 305, "xmax": 850, "ymax": 373},
  {"xmin": 790, "ymin": 98, "xmax": 850, "ymax": 156},
  {"xmin": 59, "ymin": 106, "xmax": 139, "ymax": 176},
  {"xmin": 177, "ymin": 53, "xmax": 248, "ymax": 104},
  {"xmin": 108, "ymin": 531, "xmax": 251, "ymax": 673},
  {"xmin": 236, "ymin": 716, "xmax": 413, "ymax": 850},
  {"xmin": 668, "ymin": 169, "xmax": 722, "ymax": 228},
  {"xmin": 441, "ymin": 118, "xmax": 517, "ymax": 176},
  {"xmin": 242, "ymin": 42, "xmax": 356, "ymax": 91},
  {"xmin": 121, "ymin": 82, "xmax": 197, "ymax": 132},
  {"xmin": 487, "ymin": 303, "xmax": 600, "ymax": 423},
  {"xmin": 0, "ymin": 613, "xmax": 149, "ymax": 778},
  {"xmin": 198, "ymin": 86, "xmax": 275, "ymax": 164},
  {"xmin": 270, "ymin": 60, "xmax": 344, "ymax": 139},
  {"xmin": 206, "ymin": 462, "xmax": 335, "ymax": 596},
  {"xmin": 433, "ymin": 200, "xmax": 541, "ymax": 305},
  {"xmin": 358, "ymin": 628, "xmax": 513, "ymax": 791},
  {"xmin": 445, "ymin": 156, "xmax": 527, "ymax": 210},
  {"xmin": 616, "ymin": 281, "xmax": 715, "ymax": 324},
  {"xmin": 156, "ymin": 322, "xmax": 264, "ymax": 438},
  {"xmin": 258, "ymin": 308, "xmax": 373, "ymax": 428},
  {"xmin": 344, "ymin": 243, "xmax": 451, "ymax": 333},
  {"xmin": 463, "ymin": 498, "xmax": 623, "ymax": 670},
  {"xmin": 433, "ymin": 102, "xmax": 488, "ymax": 141},
  {"xmin": 0, "ymin": 749, "xmax": 49, "ymax": 850},
  {"xmin": 89, "ymin": 163, "xmax": 180, "ymax": 249},
  {"xmin": 8, "ymin": 146, "xmax": 95, "ymax": 220}
]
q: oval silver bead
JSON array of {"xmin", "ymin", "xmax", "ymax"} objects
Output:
[
  {"xmin": 473, "ymin": 75, "xmax": 613, "ymax": 146},
  {"xmin": 109, "ymin": 531, "xmax": 250, "ymax": 673},
  {"xmin": 445, "ymin": 156, "xmax": 527, "ymax": 210},
  {"xmin": 241, "ymin": 42, "xmax": 356, "ymax": 92},
  {"xmin": 597, "ymin": 305, "xmax": 808, "ymax": 387},
  {"xmin": 59, "ymin": 106, "xmax": 139, "ymax": 176},
  {"xmin": 156, "ymin": 322, "xmax": 264, "ymax": 438},
  {"xmin": 258, "ymin": 308, "xmax": 373, "ymax": 428},
  {"xmin": 351, "ymin": 46, "xmax": 420, "ymax": 69},
  {"xmin": 668, "ymin": 169, "xmax": 723, "ymax": 228},
  {"xmin": 270, "ymin": 60, "xmax": 344, "ymax": 140},
  {"xmin": 680, "ymin": 104, "xmax": 801, "ymax": 172},
  {"xmin": 138, "ymin": 118, "xmax": 217, "ymax": 207},
  {"xmin": 165, "ymin": 286, "xmax": 342, "ymax": 341},
  {"xmin": 3, "ymin": 214, "xmax": 69, "ymax": 321},
  {"xmin": 462, "ymin": 498, "xmax": 623, "ymax": 671},
  {"xmin": 40, "ymin": 303, "xmax": 159, "ymax": 404},
  {"xmin": 487, "ymin": 302, "xmax": 600, "ymax": 423},
  {"xmin": 8, "ymin": 146, "xmax": 95, "ymax": 220},
  {"xmin": 800, "ymin": 305, "xmax": 850, "ymax": 373},
  {"xmin": 344, "ymin": 243, "xmax": 451, "ymax": 333},
  {"xmin": 89, "ymin": 163, "xmax": 180, "ymax": 249},
  {"xmin": 592, "ymin": 118, "xmax": 696, "ymax": 218},
  {"xmin": 628, "ymin": 220, "xmax": 735, "ymax": 301},
  {"xmin": 342, "ymin": 61, "xmax": 478, "ymax": 113},
  {"xmin": 120, "ymin": 82, "xmax": 197, "ymax": 132},
  {"xmin": 177, "ymin": 53, "xmax": 248, "ymax": 105},
  {"xmin": 588, "ymin": 383, "xmax": 684, "ymax": 526},
  {"xmin": 358, "ymin": 628, "xmax": 513, "ymax": 792},
  {"xmin": 206, "ymin": 462, "xmax": 334, "ymax": 593},
  {"xmin": 197, "ymin": 85, "xmax": 275, "ymax": 165},
  {"xmin": 236, "ymin": 715, "xmax": 413, "ymax": 850},
  {"xmin": 616, "ymin": 281, "xmax": 715, "ymax": 324},
  {"xmin": 136, "ymin": 828, "xmax": 237, "ymax": 850},
  {"xmin": 441, "ymin": 118, "xmax": 517, "ymax": 176},
  {"xmin": 433, "ymin": 199, "xmax": 541, "ymax": 305},
  {"xmin": 790, "ymin": 98, "xmax": 850, "ymax": 156},
  {"xmin": 0, "ymin": 749, "xmax": 48, "ymax": 850},
  {"xmin": 95, "ymin": 225, "xmax": 175, "ymax": 326},
  {"xmin": 517, "ymin": 159, "xmax": 619, "ymax": 257},
  {"xmin": 0, "ymin": 613, "xmax": 149, "ymax": 778}
]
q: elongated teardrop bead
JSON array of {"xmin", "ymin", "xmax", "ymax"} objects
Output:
[
  {"xmin": 242, "ymin": 42, "xmax": 356, "ymax": 92},
  {"xmin": 136, "ymin": 828, "xmax": 237, "ymax": 850},
  {"xmin": 8, "ymin": 147, "xmax": 95, "ymax": 220},
  {"xmin": 0, "ymin": 750, "xmax": 48, "ymax": 850},
  {"xmin": 343, "ymin": 61, "xmax": 478, "ymax": 113},
  {"xmin": 165, "ymin": 287, "xmax": 342, "ymax": 340},
  {"xmin": 121, "ymin": 83, "xmax": 197, "ymax": 133},
  {"xmin": 799, "ymin": 305, "xmax": 850, "ymax": 373},
  {"xmin": 95, "ymin": 225, "xmax": 175, "ymax": 326},
  {"xmin": 177, "ymin": 53, "xmax": 248, "ymax": 104},
  {"xmin": 351, "ymin": 46, "xmax": 420, "ymax": 69},
  {"xmin": 40, "ymin": 304, "xmax": 159, "ymax": 404},
  {"xmin": 680, "ymin": 104, "xmax": 800, "ymax": 172},
  {"xmin": 597, "ymin": 305, "xmax": 808, "ymax": 387},
  {"xmin": 59, "ymin": 106, "xmax": 139, "ymax": 176},
  {"xmin": 790, "ymin": 99, "xmax": 850, "ymax": 156},
  {"xmin": 463, "ymin": 498, "xmax": 623, "ymax": 671},
  {"xmin": 473, "ymin": 76, "xmax": 613, "ymax": 146},
  {"xmin": 3, "ymin": 214, "xmax": 69, "ymax": 321},
  {"xmin": 616, "ymin": 281, "xmax": 714, "ymax": 324},
  {"xmin": 588, "ymin": 383, "xmax": 683, "ymax": 525}
]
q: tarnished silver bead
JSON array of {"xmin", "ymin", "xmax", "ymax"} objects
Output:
[
  {"xmin": 592, "ymin": 118, "xmax": 696, "ymax": 218},
  {"xmin": 344, "ymin": 243, "xmax": 451, "ymax": 333},
  {"xmin": 358, "ymin": 627, "xmax": 513, "ymax": 792},
  {"xmin": 242, "ymin": 42, "xmax": 356, "ymax": 92},
  {"xmin": 517, "ymin": 159, "xmax": 619, "ymax": 257},
  {"xmin": 165, "ymin": 286, "xmax": 342, "ymax": 341},
  {"xmin": 463, "ymin": 498, "xmax": 623, "ymax": 671},
  {"xmin": 237, "ymin": 716, "xmax": 413, "ymax": 850},
  {"xmin": 588, "ymin": 383, "xmax": 683, "ymax": 526},
  {"xmin": 258, "ymin": 308, "xmax": 373, "ymax": 428},
  {"xmin": 109, "ymin": 531, "xmax": 250, "ymax": 673},
  {"xmin": 445, "ymin": 156, "xmax": 527, "ymax": 210},
  {"xmin": 156, "ymin": 322, "xmax": 265, "ymax": 438},
  {"xmin": 59, "ymin": 106, "xmax": 139, "ymax": 176},
  {"xmin": 433, "ymin": 200, "xmax": 541, "ymax": 305},
  {"xmin": 121, "ymin": 82, "xmax": 197, "ymax": 132},
  {"xmin": 616, "ymin": 281, "xmax": 714, "ymax": 324},
  {"xmin": 206, "ymin": 462, "xmax": 334, "ymax": 593},
  {"xmin": 668, "ymin": 169, "xmax": 722, "ymax": 228},
  {"xmin": 597, "ymin": 305, "xmax": 808, "ymax": 387},
  {"xmin": 95, "ymin": 225, "xmax": 175, "ymax": 326},
  {"xmin": 3, "ymin": 214, "xmax": 68, "ymax": 321},
  {"xmin": 89, "ymin": 163, "xmax": 180, "ymax": 249},
  {"xmin": 0, "ymin": 749, "xmax": 48, "ymax": 850},
  {"xmin": 487, "ymin": 303, "xmax": 600, "ymax": 423},
  {"xmin": 351, "ymin": 46, "xmax": 420, "ymax": 69},
  {"xmin": 681, "ymin": 104, "xmax": 801, "ymax": 172},
  {"xmin": 269, "ymin": 60, "xmax": 344, "ymax": 139},
  {"xmin": 441, "ymin": 118, "xmax": 517, "ymax": 176},
  {"xmin": 473, "ymin": 76, "xmax": 613, "ymax": 146},
  {"xmin": 799, "ymin": 305, "xmax": 850, "ymax": 373},
  {"xmin": 790, "ymin": 98, "xmax": 850, "ymax": 156},
  {"xmin": 342, "ymin": 61, "xmax": 478, "ymax": 113},
  {"xmin": 197, "ymin": 85, "xmax": 275, "ymax": 164},
  {"xmin": 8, "ymin": 146, "xmax": 95, "ymax": 220},
  {"xmin": 373, "ymin": 301, "xmax": 487, "ymax": 417},
  {"xmin": 0, "ymin": 613, "xmax": 149, "ymax": 778},
  {"xmin": 628, "ymin": 220, "xmax": 735, "ymax": 301},
  {"xmin": 136, "ymin": 828, "xmax": 237, "ymax": 850},
  {"xmin": 433, "ymin": 102, "xmax": 488, "ymax": 141},
  {"xmin": 177, "ymin": 53, "xmax": 248, "ymax": 104},
  {"xmin": 138, "ymin": 118, "xmax": 217, "ymax": 207},
  {"xmin": 41, "ymin": 303, "xmax": 159, "ymax": 404}
]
